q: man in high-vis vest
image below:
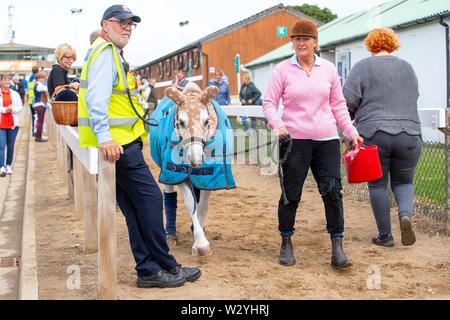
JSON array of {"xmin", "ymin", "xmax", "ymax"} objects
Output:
[
  {"xmin": 78, "ymin": 5, "xmax": 201, "ymax": 288},
  {"xmin": 27, "ymin": 66, "xmax": 39, "ymax": 135}
]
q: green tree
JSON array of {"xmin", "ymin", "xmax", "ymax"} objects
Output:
[{"xmin": 289, "ymin": 4, "xmax": 338, "ymax": 24}]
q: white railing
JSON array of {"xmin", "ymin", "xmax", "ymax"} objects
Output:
[{"xmin": 46, "ymin": 114, "xmax": 116, "ymax": 300}]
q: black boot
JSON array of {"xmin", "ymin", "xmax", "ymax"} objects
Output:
[
  {"xmin": 330, "ymin": 237, "xmax": 352, "ymax": 269},
  {"xmin": 279, "ymin": 237, "xmax": 295, "ymax": 266}
]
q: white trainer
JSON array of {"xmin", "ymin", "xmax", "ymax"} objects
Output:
[
  {"xmin": 6, "ymin": 165, "xmax": 12, "ymax": 174},
  {"xmin": 0, "ymin": 166, "xmax": 6, "ymax": 177}
]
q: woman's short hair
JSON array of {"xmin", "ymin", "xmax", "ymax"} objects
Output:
[
  {"xmin": 0, "ymin": 73, "xmax": 10, "ymax": 81},
  {"xmin": 55, "ymin": 43, "xmax": 77, "ymax": 63},
  {"xmin": 364, "ymin": 28, "xmax": 400, "ymax": 53}
]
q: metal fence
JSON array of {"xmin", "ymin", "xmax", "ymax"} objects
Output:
[
  {"xmin": 340, "ymin": 141, "xmax": 446, "ymax": 222},
  {"xmin": 227, "ymin": 115, "xmax": 447, "ymax": 223}
]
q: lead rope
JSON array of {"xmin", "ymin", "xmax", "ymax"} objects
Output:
[{"xmin": 278, "ymin": 137, "xmax": 293, "ymax": 206}]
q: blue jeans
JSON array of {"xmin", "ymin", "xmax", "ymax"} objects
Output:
[{"xmin": 0, "ymin": 127, "xmax": 19, "ymax": 168}]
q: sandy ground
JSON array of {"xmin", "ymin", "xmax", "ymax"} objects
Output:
[{"xmin": 32, "ymin": 140, "xmax": 450, "ymax": 300}]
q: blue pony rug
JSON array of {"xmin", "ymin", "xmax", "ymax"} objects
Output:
[{"xmin": 150, "ymin": 97, "xmax": 236, "ymax": 190}]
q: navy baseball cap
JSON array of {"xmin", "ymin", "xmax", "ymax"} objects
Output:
[{"xmin": 101, "ymin": 5, "xmax": 141, "ymax": 25}]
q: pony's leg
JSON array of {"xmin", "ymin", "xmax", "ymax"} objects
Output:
[
  {"xmin": 178, "ymin": 182, "xmax": 211, "ymax": 256},
  {"xmin": 197, "ymin": 190, "xmax": 211, "ymax": 230},
  {"xmin": 163, "ymin": 185, "xmax": 178, "ymax": 246}
]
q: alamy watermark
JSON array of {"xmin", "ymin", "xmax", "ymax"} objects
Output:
[{"xmin": 66, "ymin": 265, "xmax": 81, "ymax": 290}]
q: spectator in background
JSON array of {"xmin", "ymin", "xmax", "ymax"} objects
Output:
[
  {"xmin": 22, "ymin": 76, "xmax": 28, "ymax": 100},
  {"xmin": 89, "ymin": 29, "xmax": 102, "ymax": 45},
  {"xmin": 147, "ymin": 77, "xmax": 158, "ymax": 110},
  {"xmin": 172, "ymin": 68, "xmax": 189, "ymax": 91},
  {"xmin": 343, "ymin": 28, "xmax": 421, "ymax": 247},
  {"xmin": 48, "ymin": 43, "xmax": 79, "ymax": 100},
  {"xmin": 27, "ymin": 66, "xmax": 39, "ymax": 136},
  {"xmin": 239, "ymin": 72, "xmax": 261, "ymax": 131},
  {"xmin": 220, "ymin": 69, "xmax": 228, "ymax": 84},
  {"xmin": 138, "ymin": 77, "xmax": 150, "ymax": 101},
  {"xmin": 208, "ymin": 70, "xmax": 230, "ymax": 105},
  {"xmin": 17, "ymin": 77, "xmax": 26, "ymax": 102},
  {"xmin": 0, "ymin": 74, "xmax": 23, "ymax": 176},
  {"xmin": 33, "ymin": 72, "xmax": 50, "ymax": 142},
  {"xmin": 9, "ymin": 76, "xmax": 19, "ymax": 92}
]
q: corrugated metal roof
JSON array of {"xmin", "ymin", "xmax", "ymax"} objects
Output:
[
  {"xmin": 137, "ymin": 4, "xmax": 319, "ymax": 70},
  {"xmin": 0, "ymin": 42, "xmax": 54, "ymax": 53},
  {"xmin": 246, "ymin": 0, "xmax": 450, "ymax": 68},
  {"xmin": 245, "ymin": 42, "xmax": 293, "ymax": 68}
]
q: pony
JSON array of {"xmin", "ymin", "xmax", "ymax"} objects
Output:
[{"xmin": 150, "ymin": 82, "xmax": 235, "ymax": 256}]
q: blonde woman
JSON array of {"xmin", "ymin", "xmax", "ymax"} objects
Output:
[
  {"xmin": 33, "ymin": 73, "xmax": 50, "ymax": 142},
  {"xmin": 48, "ymin": 43, "xmax": 78, "ymax": 99}
]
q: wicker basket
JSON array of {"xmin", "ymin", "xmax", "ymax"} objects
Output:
[{"xmin": 51, "ymin": 100, "xmax": 78, "ymax": 126}]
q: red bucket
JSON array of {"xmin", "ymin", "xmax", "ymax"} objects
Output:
[{"xmin": 342, "ymin": 141, "xmax": 382, "ymax": 183}]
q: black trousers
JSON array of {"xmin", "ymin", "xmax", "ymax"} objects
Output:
[
  {"xmin": 278, "ymin": 139, "xmax": 344, "ymax": 236},
  {"xmin": 116, "ymin": 138, "xmax": 178, "ymax": 277}
]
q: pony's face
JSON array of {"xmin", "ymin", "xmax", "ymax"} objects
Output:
[{"xmin": 165, "ymin": 83, "xmax": 218, "ymax": 167}]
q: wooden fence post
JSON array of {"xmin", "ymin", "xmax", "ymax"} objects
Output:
[
  {"xmin": 83, "ymin": 166, "xmax": 98, "ymax": 253},
  {"xmin": 97, "ymin": 150, "xmax": 117, "ymax": 300},
  {"xmin": 56, "ymin": 126, "xmax": 61, "ymax": 164},
  {"xmin": 73, "ymin": 157, "xmax": 84, "ymax": 220},
  {"xmin": 67, "ymin": 148, "xmax": 74, "ymax": 200}
]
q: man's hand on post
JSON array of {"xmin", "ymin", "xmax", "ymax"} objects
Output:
[{"xmin": 100, "ymin": 140, "xmax": 123, "ymax": 163}]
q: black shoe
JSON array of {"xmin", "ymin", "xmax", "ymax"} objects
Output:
[
  {"xmin": 170, "ymin": 265, "xmax": 202, "ymax": 282},
  {"xmin": 400, "ymin": 216, "xmax": 416, "ymax": 246},
  {"xmin": 372, "ymin": 233, "xmax": 395, "ymax": 247},
  {"xmin": 137, "ymin": 270, "xmax": 186, "ymax": 288},
  {"xmin": 331, "ymin": 237, "xmax": 352, "ymax": 269},
  {"xmin": 279, "ymin": 236, "xmax": 295, "ymax": 266}
]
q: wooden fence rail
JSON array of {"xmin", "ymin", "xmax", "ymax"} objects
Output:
[{"xmin": 46, "ymin": 113, "xmax": 116, "ymax": 300}]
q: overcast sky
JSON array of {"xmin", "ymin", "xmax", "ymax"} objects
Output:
[{"xmin": 1, "ymin": 0, "xmax": 388, "ymax": 66}]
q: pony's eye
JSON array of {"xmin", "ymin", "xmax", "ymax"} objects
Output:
[
  {"xmin": 203, "ymin": 119, "xmax": 210, "ymax": 127},
  {"xmin": 177, "ymin": 120, "xmax": 185, "ymax": 128}
]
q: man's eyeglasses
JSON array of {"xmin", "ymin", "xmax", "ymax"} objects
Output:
[{"xmin": 106, "ymin": 19, "xmax": 137, "ymax": 30}]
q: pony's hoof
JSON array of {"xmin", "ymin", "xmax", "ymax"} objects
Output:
[
  {"xmin": 167, "ymin": 234, "xmax": 178, "ymax": 248},
  {"xmin": 193, "ymin": 245, "xmax": 211, "ymax": 257}
]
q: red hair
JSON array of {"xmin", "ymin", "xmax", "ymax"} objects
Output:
[{"xmin": 364, "ymin": 28, "xmax": 400, "ymax": 53}]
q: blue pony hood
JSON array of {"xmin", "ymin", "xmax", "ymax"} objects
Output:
[{"xmin": 150, "ymin": 96, "xmax": 236, "ymax": 190}]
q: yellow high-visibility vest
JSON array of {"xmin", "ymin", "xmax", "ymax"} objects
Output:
[
  {"xmin": 78, "ymin": 37, "xmax": 146, "ymax": 147},
  {"xmin": 27, "ymin": 78, "xmax": 36, "ymax": 105}
]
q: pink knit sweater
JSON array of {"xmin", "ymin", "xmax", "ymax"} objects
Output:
[{"xmin": 263, "ymin": 55, "xmax": 358, "ymax": 140}]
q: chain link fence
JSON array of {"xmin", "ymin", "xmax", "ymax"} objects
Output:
[
  {"xmin": 228, "ymin": 116, "xmax": 448, "ymax": 225},
  {"xmin": 340, "ymin": 141, "xmax": 446, "ymax": 222}
]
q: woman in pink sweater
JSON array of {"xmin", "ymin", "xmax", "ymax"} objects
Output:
[{"xmin": 263, "ymin": 19, "xmax": 362, "ymax": 269}]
